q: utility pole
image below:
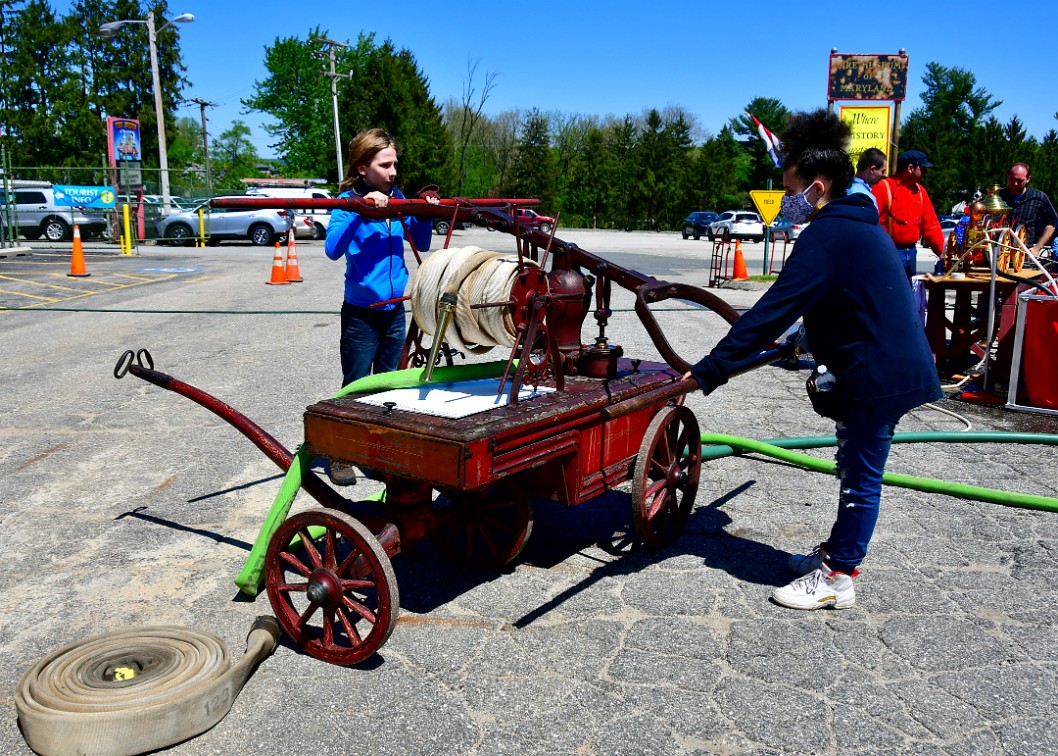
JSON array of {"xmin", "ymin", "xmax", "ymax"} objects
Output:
[
  {"xmin": 310, "ymin": 37, "xmax": 352, "ymax": 182},
  {"xmin": 188, "ymin": 97, "xmax": 215, "ymax": 196}
]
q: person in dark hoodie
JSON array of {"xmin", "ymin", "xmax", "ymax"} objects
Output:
[{"xmin": 684, "ymin": 109, "xmax": 941, "ymax": 610}]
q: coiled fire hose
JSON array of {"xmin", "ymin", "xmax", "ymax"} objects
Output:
[
  {"xmin": 15, "ymin": 616, "xmax": 280, "ymax": 756},
  {"xmin": 410, "ymin": 245, "xmax": 538, "ymax": 353}
]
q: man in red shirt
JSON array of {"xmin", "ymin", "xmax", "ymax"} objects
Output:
[{"xmin": 873, "ymin": 150, "xmax": 945, "ymax": 280}]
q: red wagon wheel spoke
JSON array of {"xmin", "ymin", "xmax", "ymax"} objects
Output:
[
  {"xmin": 431, "ymin": 483, "xmax": 534, "ymax": 570},
  {"xmin": 266, "ymin": 508, "xmax": 399, "ymax": 666},
  {"xmin": 633, "ymin": 406, "xmax": 702, "ymax": 548}
]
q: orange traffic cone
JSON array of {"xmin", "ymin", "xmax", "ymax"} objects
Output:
[
  {"xmin": 266, "ymin": 242, "xmax": 289, "ymax": 285},
  {"xmin": 732, "ymin": 239, "xmax": 749, "ymax": 280},
  {"xmin": 67, "ymin": 225, "xmax": 90, "ymax": 277},
  {"xmin": 283, "ymin": 230, "xmax": 303, "ymax": 283}
]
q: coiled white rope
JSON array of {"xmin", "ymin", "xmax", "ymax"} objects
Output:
[
  {"xmin": 15, "ymin": 618, "xmax": 279, "ymax": 756},
  {"xmin": 411, "ymin": 245, "xmax": 540, "ymax": 354}
]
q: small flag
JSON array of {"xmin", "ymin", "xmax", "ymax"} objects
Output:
[{"xmin": 747, "ymin": 112, "xmax": 782, "ymax": 168}]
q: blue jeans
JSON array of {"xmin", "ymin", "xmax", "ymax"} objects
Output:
[
  {"xmin": 896, "ymin": 246, "xmax": 916, "ymax": 281},
  {"xmin": 824, "ymin": 414, "xmax": 900, "ymax": 574},
  {"xmin": 340, "ymin": 302, "xmax": 405, "ymax": 386}
]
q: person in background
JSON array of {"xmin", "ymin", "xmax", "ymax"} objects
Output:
[
  {"xmin": 998, "ymin": 163, "xmax": 1057, "ymax": 257},
  {"xmin": 873, "ymin": 150, "xmax": 945, "ymax": 280},
  {"xmin": 325, "ymin": 128, "xmax": 438, "ymax": 387},
  {"xmin": 323, "ymin": 128, "xmax": 438, "ymax": 484},
  {"xmin": 847, "ymin": 147, "xmax": 887, "ymax": 208},
  {"xmin": 683, "ymin": 110, "xmax": 941, "ymax": 611}
]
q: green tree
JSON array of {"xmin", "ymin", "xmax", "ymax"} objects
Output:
[
  {"xmin": 564, "ymin": 124, "xmax": 608, "ymax": 228},
  {"xmin": 243, "ymin": 29, "xmax": 370, "ymax": 184},
  {"xmin": 729, "ymin": 97, "xmax": 789, "ymax": 193},
  {"xmin": 510, "ymin": 108, "xmax": 557, "ymax": 211},
  {"xmin": 602, "ymin": 115, "xmax": 640, "ymax": 229},
  {"xmin": 901, "ymin": 62, "xmax": 1001, "ymax": 210},
  {"xmin": 211, "ymin": 120, "xmax": 261, "ymax": 191},
  {"xmin": 689, "ymin": 126, "xmax": 749, "ymax": 212},
  {"xmin": 338, "ymin": 39, "xmax": 453, "ymax": 194}
]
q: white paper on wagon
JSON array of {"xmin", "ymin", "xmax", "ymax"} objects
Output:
[{"xmin": 355, "ymin": 378, "xmax": 555, "ymax": 419}]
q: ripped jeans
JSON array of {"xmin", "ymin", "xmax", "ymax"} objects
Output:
[{"xmin": 824, "ymin": 414, "xmax": 901, "ymax": 574}]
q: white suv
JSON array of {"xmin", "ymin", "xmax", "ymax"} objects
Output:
[
  {"xmin": 1, "ymin": 187, "xmax": 109, "ymax": 242},
  {"xmin": 708, "ymin": 211, "xmax": 764, "ymax": 243}
]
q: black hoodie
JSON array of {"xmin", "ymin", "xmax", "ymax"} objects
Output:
[{"xmin": 690, "ymin": 193, "xmax": 942, "ymax": 421}]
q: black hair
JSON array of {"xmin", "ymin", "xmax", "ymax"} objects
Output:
[
  {"xmin": 856, "ymin": 147, "xmax": 887, "ymax": 172},
  {"xmin": 779, "ymin": 109, "xmax": 854, "ymax": 196}
]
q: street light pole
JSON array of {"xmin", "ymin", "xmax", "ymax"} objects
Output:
[
  {"xmin": 144, "ymin": 13, "xmax": 172, "ymax": 213},
  {"xmin": 100, "ymin": 12, "xmax": 194, "ymax": 215}
]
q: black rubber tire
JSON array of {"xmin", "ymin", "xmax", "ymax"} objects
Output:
[
  {"xmin": 539, "ymin": 222, "xmax": 552, "ymax": 235},
  {"xmin": 249, "ymin": 224, "xmax": 273, "ymax": 246},
  {"xmin": 167, "ymin": 223, "xmax": 195, "ymax": 246},
  {"xmin": 312, "ymin": 222, "xmax": 327, "ymax": 241},
  {"xmin": 43, "ymin": 218, "xmax": 71, "ymax": 242},
  {"xmin": 434, "ymin": 220, "xmax": 450, "ymax": 236}
]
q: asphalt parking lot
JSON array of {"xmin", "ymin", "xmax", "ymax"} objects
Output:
[{"xmin": 2, "ymin": 228, "xmax": 1057, "ymax": 755}]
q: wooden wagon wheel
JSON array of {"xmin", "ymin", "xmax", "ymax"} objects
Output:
[
  {"xmin": 265, "ymin": 508, "xmax": 399, "ymax": 666},
  {"xmin": 632, "ymin": 405, "xmax": 701, "ymax": 548},
  {"xmin": 431, "ymin": 483, "xmax": 534, "ymax": 569}
]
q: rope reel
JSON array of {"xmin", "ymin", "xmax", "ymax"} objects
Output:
[
  {"xmin": 410, "ymin": 245, "xmax": 541, "ymax": 354},
  {"xmin": 15, "ymin": 618, "xmax": 280, "ymax": 756}
]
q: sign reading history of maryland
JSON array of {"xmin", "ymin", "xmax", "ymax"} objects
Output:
[{"xmin": 828, "ymin": 53, "xmax": 908, "ymax": 102}]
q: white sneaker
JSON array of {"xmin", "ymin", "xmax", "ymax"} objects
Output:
[
  {"xmin": 771, "ymin": 563, "xmax": 856, "ymax": 610},
  {"xmin": 787, "ymin": 543, "xmax": 829, "ymax": 576}
]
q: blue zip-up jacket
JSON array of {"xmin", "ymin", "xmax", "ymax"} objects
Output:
[
  {"xmin": 690, "ymin": 193, "xmax": 941, "ymax": 421},
  {"xmin": 324, "ymin": 186, "xmax": 433, "ymax": 309}
]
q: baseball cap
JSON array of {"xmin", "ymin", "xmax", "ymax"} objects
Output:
[{"xmin": 898, "ymin": 149, "xmax": 934, "ymax": 168}]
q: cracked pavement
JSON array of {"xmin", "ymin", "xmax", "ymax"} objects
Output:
[{"xmin": 1, "ymin": 230, "xmax": 1056, "ymax": 754}]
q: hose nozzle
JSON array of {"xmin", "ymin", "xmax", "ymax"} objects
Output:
[{"xmin": 424, "ymin": 292, "xmax": 458, "ymax": 382}]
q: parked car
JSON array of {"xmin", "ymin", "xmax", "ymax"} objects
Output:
[
  {"xmin": 0, "ymin": 186, "xmax": 108, "ymax": 242},
  {"xmin": 156, "ymin": 197, "xmax": 294, "ymax": 246},
  {"xmin": 771, "ymin": 215, "xmax": 806, "ymax": 241},
  {"xmin": 513, "ymin": 208, "xmax": 555, "ymax": 234},
  {"xmin": 245, "ymin": 186, "xmax": 334, "ymax": 240},
  {"xmin": 681, "ymin": 211, "xmax": 719, "ymax": 240},
  {"xmin": 433, "ymin": 217, "xmax": 473, "ymax": 235},
  {"xmin": 939, "ymin": 217, "xmax": 959, "ymax": 234},
  {"xmin": 709, "ymin": 210, "xmax": 764, "ymax": 243}
]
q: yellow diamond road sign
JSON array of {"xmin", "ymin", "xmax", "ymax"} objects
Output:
[{"xmin": 749, "ymin": 190, "xmax": 786, "ymax": 226}]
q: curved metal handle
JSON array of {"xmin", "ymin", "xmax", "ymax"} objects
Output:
[{"xmin": 634, "ymin": 281, "xmax": 741, "ymax": 373}]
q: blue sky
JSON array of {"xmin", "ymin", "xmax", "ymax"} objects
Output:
[{"xmin": 71, "ymin": 1, "xmax": 1058, "ymax": 160}]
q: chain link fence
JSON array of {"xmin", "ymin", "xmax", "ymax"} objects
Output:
[{"xmin": 1, "ymin": 164, "xmax": 211, "ymax": 247}]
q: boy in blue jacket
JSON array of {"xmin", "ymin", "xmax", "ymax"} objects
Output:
[{"xmin": 685, "ymin": 110, "xmax": 941, "ymax": 610}]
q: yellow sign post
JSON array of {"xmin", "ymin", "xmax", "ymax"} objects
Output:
[
  {"xmin": 750, "ymin": 190, "xmax": 785, "ymax": 226},
  {"xmin": 750, "ymin": 190, "xmax": 787, "ymax": 275}
]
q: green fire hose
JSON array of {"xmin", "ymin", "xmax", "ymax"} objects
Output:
[
  {"xmin": 234, "ymin": 360, "xmax": 514, "ymax": 596},
  {"xmin": 237, "ymin": 362, "xmax": 1058, "ymax": 596},
  {"xmin": 700, "ymin": 432, "xmax": 1058, "ymax": 514}
]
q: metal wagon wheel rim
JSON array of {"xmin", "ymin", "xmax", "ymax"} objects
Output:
[
  {"xmin": 265, "ymin": 508, "xmax": 399, "ymax": 666},
  {"xmin": 632, "ymin": 405, "xmax": 701, "ymax": 548},
  {"xmin": 431, "ymin": 483, "xmax": 534, "ymax": 569}
]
